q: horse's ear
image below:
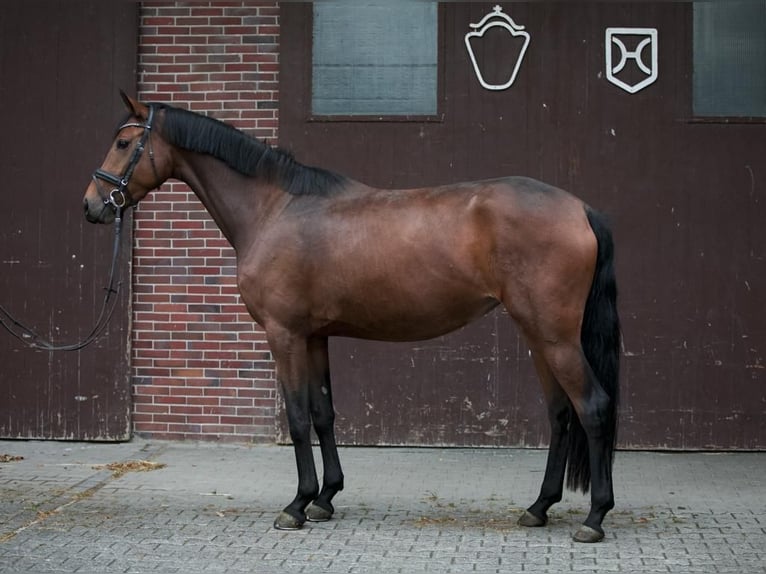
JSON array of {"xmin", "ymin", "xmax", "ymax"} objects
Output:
[{"xmin": 119, "ymin": 90, "xmax": 149, "ymax": 120}]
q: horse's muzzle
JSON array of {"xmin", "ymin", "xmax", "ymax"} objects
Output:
[{"xmin": 84, "ymin": 197, "xmax": 115, "ymax": 224}]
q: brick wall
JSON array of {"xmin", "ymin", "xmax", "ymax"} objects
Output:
[{"xmin": 133, "ymin": 1, "xmax": 279, "ymax": 441}]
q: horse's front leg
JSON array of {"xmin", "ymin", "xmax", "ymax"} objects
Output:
[
  {"xmin": 269, "ymin": 330, "xmax": 319, "ymax": 530},
  {"xmin": 305, "ymin": 336, "xmax": 344, "ymax": 522}
]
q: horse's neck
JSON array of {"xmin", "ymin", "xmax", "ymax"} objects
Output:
[{"xmin": 172, "ymin": 151, "xmax": 287, "ymax": 251}]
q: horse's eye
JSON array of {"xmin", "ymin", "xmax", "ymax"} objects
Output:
[{"xmin": 116, "ymin": 139, "xmax": 130, "ymax": 150}]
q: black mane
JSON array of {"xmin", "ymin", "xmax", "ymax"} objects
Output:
[{"xmin": 156, "ymin": 104, "xmax": 346, "ymax": 196}]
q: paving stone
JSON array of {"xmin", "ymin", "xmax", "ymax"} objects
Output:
[{"xmin": 1, "ymin": 440, "xmax": 765, "ymax": 573}]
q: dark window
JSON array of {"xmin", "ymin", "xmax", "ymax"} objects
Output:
[
  {"xmin": 311, "ymin": 1, "xmax": 438, "ymax": 116},
  {"xmin": 693, "ymin": 1, "xmax": 766, "ymax": 117}
]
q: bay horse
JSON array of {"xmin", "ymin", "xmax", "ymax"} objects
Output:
[{"xmin": 84, "ymin": 93, "xmax": 621, "ymax": 543}]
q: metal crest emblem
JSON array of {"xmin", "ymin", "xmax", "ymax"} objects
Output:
[
  {"xmin": 605, "ymin": 27, "xmax": 658, "ymax": 94},
  {"xmin": 465, "ymin": 5, "xmax": 531, "ymax": 91}
]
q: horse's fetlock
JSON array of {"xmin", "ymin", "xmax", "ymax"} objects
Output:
[
  {"xmin": 299, "ymin": 485, "xmax": 320, "ymax": 503},
  {"xmin": 327, "ymin": 475, "xmax": 344, "ymax": 492}
]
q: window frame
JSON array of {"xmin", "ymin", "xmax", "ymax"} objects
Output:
[{"xmin": 307, "ymin": 2, "xmax": 446, "ymax": 124}]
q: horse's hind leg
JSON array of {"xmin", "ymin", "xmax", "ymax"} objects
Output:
[
  {"xmin": 518, "ymin": 348, "xmax": 572, "ymax": 528},
  {"xmin": 305, "ymin": 336, "xmax": 345, "ymax": 522},
  {"xmin": 510, "ymin": 289, "xmax": 616, "ymax": 541},
  {"xmin": 540, "ymin": 339, "xmax": 616, "ymax": 542}
]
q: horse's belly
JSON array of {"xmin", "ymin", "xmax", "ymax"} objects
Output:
[{"xmin": 317, "ymin": 294, "xmax": 500, "ymax": 342}]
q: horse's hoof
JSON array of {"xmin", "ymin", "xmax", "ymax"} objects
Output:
[
  {"xmin": 306, "ymin": 502, "xmax": 333, "ymax": 522},
  {"xmin": 273, "ymin": 511, "xmax": 305, "ymax": 531},
  {"xmin": 573, "ymin": 525, "xmax": 605, "ymax": 543},
  {"xmin": 518, "ymin": 510, "xmax": 547, "ymax": 527}
]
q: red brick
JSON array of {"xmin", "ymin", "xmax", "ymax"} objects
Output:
[{"xmin": 136, "ymin": 1, "xmax": 279, "ymax": 443}]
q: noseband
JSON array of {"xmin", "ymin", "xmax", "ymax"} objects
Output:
[{"xmin": 92, "ymin": 105, "xmax": 158, "ymax": 212}]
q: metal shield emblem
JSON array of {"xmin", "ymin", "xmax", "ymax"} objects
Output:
[{"xmin": 605, "ymin": 28, "xmax": 658, "ymax": 94}]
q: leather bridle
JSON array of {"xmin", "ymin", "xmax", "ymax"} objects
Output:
[{"xmin": 91, "ymin": 104, "xmax": 158, "ymax": 213}]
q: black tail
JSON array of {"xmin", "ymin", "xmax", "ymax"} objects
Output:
[{"xmin": 566, "ymin": 206, "xmax": 621, "ymax": 493}]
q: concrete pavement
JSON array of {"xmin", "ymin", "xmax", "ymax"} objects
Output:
[{"xmin": 0, "ymin": 439, "xmax": 764, "ymax": 573}]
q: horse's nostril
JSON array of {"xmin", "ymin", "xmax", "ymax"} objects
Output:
[{"xmin": 83, "ymin": 199, "xmax": 97, "ymax": 223}]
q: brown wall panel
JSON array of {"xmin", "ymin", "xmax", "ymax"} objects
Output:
[{"xmin": 279, "ymin": 3, "xmax": 764, "ymax": 449}]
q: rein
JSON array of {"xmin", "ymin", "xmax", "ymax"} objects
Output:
[
  {"xmin": 0, "ymin": 208, "xmax": 125, "ymax": 351},
  {"xmin": 0, "ymin": 107, "xmax": 156, "ymax": 352}
]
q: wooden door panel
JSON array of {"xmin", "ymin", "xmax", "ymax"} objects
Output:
[{"xmin": 0, "ymin": 2, "xmax": 137, "ymax": 440}]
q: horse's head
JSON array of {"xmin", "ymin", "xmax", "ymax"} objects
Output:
[{"xmin": 83, "ymin": 92, "xmax": 169, "ymax": 224}]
